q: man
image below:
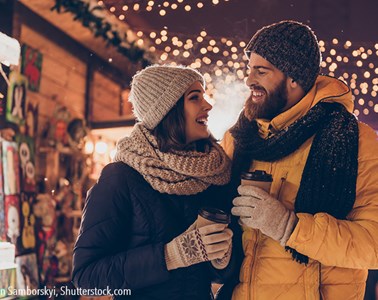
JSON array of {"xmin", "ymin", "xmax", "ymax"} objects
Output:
[{"xmin": 221, "ymin": 20, "xmax": 378, "ymax": 300}]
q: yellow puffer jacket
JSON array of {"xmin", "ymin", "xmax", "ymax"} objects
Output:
[{"xmin": 221, "ymin": 75, "xmax": 378, "ymax": 300}]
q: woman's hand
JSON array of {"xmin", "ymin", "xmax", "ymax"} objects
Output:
[{"xmin": 164, "ymin": 223, "xmax": 233, "ymax": 270}]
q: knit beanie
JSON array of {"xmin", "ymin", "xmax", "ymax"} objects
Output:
[
  {"xmin": 129, "ymin": 64, "xmax": 205, "ymax": 129},
  {"xmin": 245, "ymin": 20, "xmax": 321, "ymax": 93}
]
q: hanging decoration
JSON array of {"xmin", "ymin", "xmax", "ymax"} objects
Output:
[
  {"xmin": 21, "ymin": 44, "xmax": 43, "ymax": 92},
  {"xmin": 2, "ymin": 141, "xmax": 21, "ymax": 196},
  {"xmin": 4, "ymin": 195, "xmax": 21, "ymax": 247},
  {"xmin": 19, "ymin": 193, "xmax": 37, "ymax": 253},
  {"xmin": 44, "ymin": 105, "xmax": 71, "ymax": 147},
  {"xmin": 33, "ymin": 193, "xmax": 57, "ymax": 287},
  {"xmin": 15, "ymin": 253, "xmax": 39, "ymax": 290},
  {"xmin": 16, "ymin": 135, "xmax": 36, "ymax": 193},
  {"xmin": 24, "ymin": 101, "xmax": 39, "ymax": 138},
  {"xmin": 0, "ymin": 194, "xmax": 4, "ymax": 241},
  {"xmin": 67, "ymin": 118, "xmax": 88, "ymax": 150},
  {"xmin": 0, "ymin": 31, "xmax": 20, "ymax": 67},
  {"xmin": 6, "ymin": 71, "xmax": 27, "ymax": 127},
  {"xmin": 51, "ymin": 0, "xmax": 154, "ymax": 66},
  {"xmin": 0, "ymin": 31, "xmax": 20, "ymax": 128}
]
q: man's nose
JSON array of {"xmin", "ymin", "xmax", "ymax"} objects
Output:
[{"xmin": 245, "ymin": 72, "xmax": 256, "ymax": 88}]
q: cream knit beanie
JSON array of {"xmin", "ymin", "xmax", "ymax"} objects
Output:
[{"xmin": 129, "ymin": 64, "xmax": 205, "ymax": 129}]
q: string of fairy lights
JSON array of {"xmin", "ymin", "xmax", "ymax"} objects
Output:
[
  {"xmin": 101, "ymin": 0, "xmax": 231, "ymax": 18},
  {"xmin": 319, "ymin": 39, "xmax": 378, "ymax": 117},
  {"xmin": 101, "ymin": 0, "xmax": 378, "ymax": 117}
]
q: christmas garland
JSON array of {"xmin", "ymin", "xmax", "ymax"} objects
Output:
[{"xmin": 51, "ymin": 0, "xmax": 153, "ymax": 66}]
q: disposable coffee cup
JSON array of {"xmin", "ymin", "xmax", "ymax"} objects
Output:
[
  {"xmin": 196, "ymin": 207, "xmax": 231, "ymax": 228},
  {"xmin": 241, "ymin": 170, "xmax": 273, "ymax": 193}
]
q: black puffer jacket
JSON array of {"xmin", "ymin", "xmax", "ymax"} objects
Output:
[{"xmin": 72, "ymin": 162, "xmax": 235, "ymax": 300}]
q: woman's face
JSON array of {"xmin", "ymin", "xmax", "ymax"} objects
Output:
[{"xmin": 183, "ymin": 81, "xmax": 212, "ymax": 144}]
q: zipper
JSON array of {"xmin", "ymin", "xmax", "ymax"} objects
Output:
[
  {"xmin": 277, "ymin": 171, "xmax": 288, "ymax": 200},
  {"xmin": 248, "ymin": 230, "xmax": 260, "ymax": 300},
  {"xmin": 318, "ymin": 262, "xmax": 321, "ymax": 300}
]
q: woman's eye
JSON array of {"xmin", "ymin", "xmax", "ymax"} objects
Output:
[{"xmin": 190, "ymin": 95, "xmax": 199, "ymax": 100}]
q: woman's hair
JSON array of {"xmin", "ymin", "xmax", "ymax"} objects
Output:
[
  {"xmin": 152, "ymin": 95, "xmax": 214, "ymax": 152},
  {"xmin": 152, "ymin": 95, "xmax": 186, "ymax": 152}
]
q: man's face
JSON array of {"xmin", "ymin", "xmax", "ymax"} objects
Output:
[{"xmin": 244, "ymin": 53, "xmax": 289, "ymax": 120}]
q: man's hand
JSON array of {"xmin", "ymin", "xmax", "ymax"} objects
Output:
[{"xmin": 232, "ymin": 185, "xmax": 297, "ymax": 246}]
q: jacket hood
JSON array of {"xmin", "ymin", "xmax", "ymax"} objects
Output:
[{"xmin": 257, "ymin": 75, "xmax": 354, "ymax": 136}]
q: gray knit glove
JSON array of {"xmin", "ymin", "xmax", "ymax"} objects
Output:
[
  {"xmin": 165, "ymin": 223, "xmax": 233, "ymax": 271},
  {"xmin": 232, "ymin": 185, "xmax": 298, "ymax": 246}
]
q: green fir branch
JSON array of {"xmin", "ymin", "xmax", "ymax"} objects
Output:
[{"xmin": 51, "ymin": 0, "xmax": 152, "ymax": 66}]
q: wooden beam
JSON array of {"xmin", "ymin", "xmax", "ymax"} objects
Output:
[{"xmin": 89, "ymin": 120, "xmax": 135, "ymax": 129}]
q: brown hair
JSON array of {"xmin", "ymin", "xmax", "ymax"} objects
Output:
[
  {"xmin": 152, "ymin": 95, "xmax": 186, "ymax": 152},
  {"xmin": 152, "ymin": 95, "xmax": 214, "ymax": 152}
]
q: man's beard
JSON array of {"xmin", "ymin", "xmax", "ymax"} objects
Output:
[{"xmin": 244, "ymin": 78, "xmax": 288, "ymax": 121}]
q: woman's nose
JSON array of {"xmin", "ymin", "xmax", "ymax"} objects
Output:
[{"xmin": 203, "ymin": 97, "xmax": 213, "ymax": 111}]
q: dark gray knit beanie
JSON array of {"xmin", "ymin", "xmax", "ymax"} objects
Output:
[{"xmin": 245, "ymin": 20, "xmax": 321, "ymax": 93}]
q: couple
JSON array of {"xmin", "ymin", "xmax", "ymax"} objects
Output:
[{"xmin": 72, "ymin": 21, "xmax": 378, "ymax": 299}]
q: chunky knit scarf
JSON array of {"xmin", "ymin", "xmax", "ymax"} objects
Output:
[
  {"xmin": 230, "ymin": 102, "xmax": 359, "ymax": 264},
  {"xmin": 114, "ymin": 124, "xmax": 231, "ymax": 195}
]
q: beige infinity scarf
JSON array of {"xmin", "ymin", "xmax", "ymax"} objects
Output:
[{"xmin": 114, "ymin": 124, "xmax": 231, "ymax": 195}]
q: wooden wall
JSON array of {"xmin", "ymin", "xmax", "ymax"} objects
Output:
[
  {"xmin": 9, "ymin": 2, "xmax": 136, "ymax": 135},
  {"xmin": 20, "ymin": 24, "xmax": 87, "ymax": 136},
  {"xmin": 91, "ymin": 71, "xmax": 121, "ymax": 122}
]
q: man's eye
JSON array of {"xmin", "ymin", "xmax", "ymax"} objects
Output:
[{"xmin": 257, "ymin": 70, "xmax": 266, "ymax": 75}]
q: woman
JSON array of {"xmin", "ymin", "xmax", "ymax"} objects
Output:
[{"xmin": 72, "ymin": 65, "xmax": 234, "ymax": 299}]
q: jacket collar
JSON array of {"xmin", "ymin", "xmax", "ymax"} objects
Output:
[{"xmin": 256, "ymin": 75, "xmax": 353, "ymax": 137}]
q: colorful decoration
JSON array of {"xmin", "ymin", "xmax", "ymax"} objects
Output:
[
  {"xmin": 21, "ymin": 44, "xmax": 43, "ymax": 92},
  {"xmin": 0, "ymin": 66, "xmax": 8, "ymax": 127},
  {"xmin": 4, "ymin": 195, "xmax": 20, "ymax": 247},
  {"xmin": 0, "ymin": 268, "xmax": 16, "ymax": 298},
  {"xmin": 16, "ymin": 135, "xmax": 36, "ymax": 193},
  {"xmin": 0, "ymin": 194, "xmax": 5, "ymax": 241},
  {"xmin": 2, "ymin": 141, "xmax": 20, "ymax": 196},
  {"xmin": 67, "ymin": 118, "xmax": 88, "ymax": 150},
  {"xmin": 24, "ymin": 101, "xmax": 38, "ymax": 138},
  {"xmin": 6, "ymin": 71, "xmax": 27, "ymax": 126},
  {"xmin": 0, "ymin": 141, "xmax": 4, "ymax": 242},
  {"xmin": 33, "ymin": 193, "xmax": 57, "ymax": 286},
  {"xmin": 53, "ymin": 239, "xmax": 71, "ymax": 278},
  {"xmin": 19, "ymin": 193, "xmax": 36, "ymax": 253},
  {"xmin": 45, "ymin": 105, "xmax": 71, "ymax": 147},
  {"xmin": 15, "ymin": 253, "xmax": 39, "ymax": 290}
]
